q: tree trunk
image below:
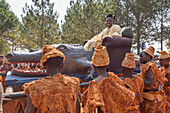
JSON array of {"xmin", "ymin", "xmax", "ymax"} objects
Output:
[
  {"xmin": 160, "ymin": 0, "xmax": 163, "ymax": 51},
  {"xmin": 137, "ymin": 14, "xmax": 140, "ymax": 55},
  {"xmin": 41, "ymin": 0, "xmax": 44, "ymax": 48}
]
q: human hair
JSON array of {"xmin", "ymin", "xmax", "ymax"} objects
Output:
[
  {"xmin": 0, "ymin": 56, "xmax": 3, "ymax": 59},
  {"xmin": 105, "ymin": 14, "xmax": 115, "ymax": 20}
]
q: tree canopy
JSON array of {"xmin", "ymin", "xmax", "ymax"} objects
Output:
[
  {"xmin": 0, "ymin": 0, "xmax": 19, "ymax": 55},
  {"xmin": 0, "ymin": 0, "xmax": 169, "ymax": 55}
]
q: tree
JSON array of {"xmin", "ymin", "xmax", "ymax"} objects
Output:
[
  {"xmin": 21, "ymin": 0, "xmax": 61, "ymax": 49},
  {"xmin": 0, "ymin": 0, "xmax": 19, "ymax": 36},
  {"xmin": 0, "ymin": 37, "xmax": 10, "ymax": 55},
  {"xmin": 0, "ymin": 0, "xmax": 19, "ymax": 55},
  {"xmin": 2, "ymin": 26, "xmax": 21, "ymax": 51},
  {"xmin": 153, "ymin": 0, "xmax": 170, "ymax": 51},
  {"xmin": 166, "ymin": 39, "xmax": 170, "ymax": 50},
  {"xmin": 119, "ymin": 0, "xmax": 162, "ymax": 55}
]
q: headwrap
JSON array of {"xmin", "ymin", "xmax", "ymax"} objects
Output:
[
  {"xmin": 142, "ymin": 46, "xmax": 155, "ymax": 58},
  {"xmin": 158, "ymin": 51, "xmax": 170, "ymax": 59},
  {"xmin": 40, "ymin": 45, "xmax": 65, "ymax": 67},
  {"xmin": 121, "ymin": 53, "xmax": 135, "ymax": 68},
  {"xmin": 92, "ymin": 45, "xmax": 110, "ymax": 67}
]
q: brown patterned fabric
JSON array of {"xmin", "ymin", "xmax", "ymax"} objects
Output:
[
  {"xmin": 140, "ymin": 61, "xmax": 168, "ymax": 89},
  {"xmin": 164, "ymin": 86, "xmax": 170, "ymax": 97},
  {"xmin": 3, "ymin": 98, "xmax": 27, "ymax": 113},
  {"xmin": 79, "ymin": 79, "xmax": 88, "ymax": 94},
  {"xmin": 23, "ymin": 73, "xmax": 80, "ymax": 113},
  {"xmin": 141, "ymin": 90, "xmax": 170, "ymax": 113},
  {"xmin": 81, "ymin": 72, "xmax": 135, "ymax": 113},
  {"xmin": 123, "ymin": 75, "xmax": 144, "ymax": 113}
]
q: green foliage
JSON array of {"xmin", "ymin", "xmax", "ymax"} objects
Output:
[
  {"xmin": 21, "ymin": 0, "xmax": 61, "ymax": 49},
  {"xmin": 0, "ymin": 37, "xmax": 10, "ymax": 56},
  {"xmin": 0, "ymin": 0, "xmax": 19, "ymax": 35},
  {"xmin": 2, "ymin": 26, "xmax": 21, "ymax": 51},
  {"xmin": 0, "ymin": 0, "xmax": 19, "ymax": 55}
]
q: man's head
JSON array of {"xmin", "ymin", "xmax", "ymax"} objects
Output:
[
  {"xmin": 44, "ymin": 57, "xmax": 64, "ymax": 73},
  {"xmin": 140, "ymin": 52, "xmax": 152, "ymax": 64},
  {"xmin": 0, "ymin": 55, "xmax": 4, "ymax": 66},
  {"xmin": 158, "ymin": 51, "xmax": 170, "ymax": 67},
  {"xmin": 40, "ymin": 45, "xmax": 65, "ymax": 76},
  {"xmin": 3, "ymin": 57, "xmax": 12, "ymax": 72},
  {"xmin": 105, "ymin": 14, "xmax": 115, "ymax": 28},
  {"xmin": 92, "ymin": 45, "xmax": 110, "ymax": 72},
  {"xmin": 140, "ymin": 46, "xmax": 155, "ymax": 64},
  {"xmin": 121, "ymin": 53, "xmax": 135, "ymax": 76}
]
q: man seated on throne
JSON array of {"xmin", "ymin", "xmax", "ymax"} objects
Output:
[{"xmin": 84, "ymin": 14, "xmax": 122, "ymax": 51}]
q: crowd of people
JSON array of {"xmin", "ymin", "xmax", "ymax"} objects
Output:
[
  {"xmin": 22, "ymin": 44, "xmax": 169, "ymax": 113},
  {"xmin": 0, "ymin": 13, "xmax": 169, "ymax": 113}
]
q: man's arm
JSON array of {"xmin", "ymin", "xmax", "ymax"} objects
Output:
[
  {"xmin": 144, "ymin": 69, "xmax": 154, "ymax": 87},
  {"xmin": 25, "ymin": 94, "xmax": 36, "ymax": 113}
]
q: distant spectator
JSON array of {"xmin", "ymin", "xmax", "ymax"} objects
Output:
[
  {"xmin": 3, "ymin": 57, "xmax": 12, "ymax": 73},
  {"xmin": 0, "ymin": 55, "xmax": 4, "ymax": 71}
]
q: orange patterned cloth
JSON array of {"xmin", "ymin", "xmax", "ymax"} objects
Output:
[
  {"xmin": 140, "ymin": 61, "xmax": 168, "ymax": 89},
  {"xmin": 141, "ymin": 90, "xmax": 170, "ymax": 113},
  {"xmin": 81, "ymin": 72, "xmax": 135, "ymax": 113},
  {"xmin": 23, "ymin": 73, "xmax": 80, "ymax": 113},
  {"xmin": 160, "ymin": 66, "xmax": 170, "ymax": 96},
  {"xmin": 160, "ymin": 66, "xmax": 170, "ymax": 113},
  {"xmin": 123, "ymin": 75, "xmax": 144, "ymax": 113},
  {"xmin": 3, "ymin": 98, "xmax": 27, "ymax": 113},
  {"xmin": 141, "ymin": 62, "xmax": 169, "ymax": 113},
  {"xmin": 160, "ymin": 66, "xmax": 170, "ymax": 77}
]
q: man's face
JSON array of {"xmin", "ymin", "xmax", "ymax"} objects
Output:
[
  {"xmin": 3, "ymin": 63, "xmax": 12, "ymax": 71},
  {"xmin": 105, "ymin": 17, "xmax": 114, "ymax": 28},
  {"xmin": 159, "ymin": 59, "xmax": 169, "ymax": 67},
  {"xmin": 140, "ymin": 52, "xmax": 151, "ymax": 64}
]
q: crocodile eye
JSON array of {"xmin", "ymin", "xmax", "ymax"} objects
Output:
[
  {"xmin": 59, "ymin": 47, "xmax": 65, "ymax": 50},
  {"xmin": 57, "ymin": 45, "xmax": 68, "ymax": 51}
]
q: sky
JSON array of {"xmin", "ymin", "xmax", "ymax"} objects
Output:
[
  {"xmin": 6, "ymin": 0, "xmax": 72, "ymax": 25},
  {"xmin": 5, "ymin": 0, "xmax": 169, "ymax": 52}
]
